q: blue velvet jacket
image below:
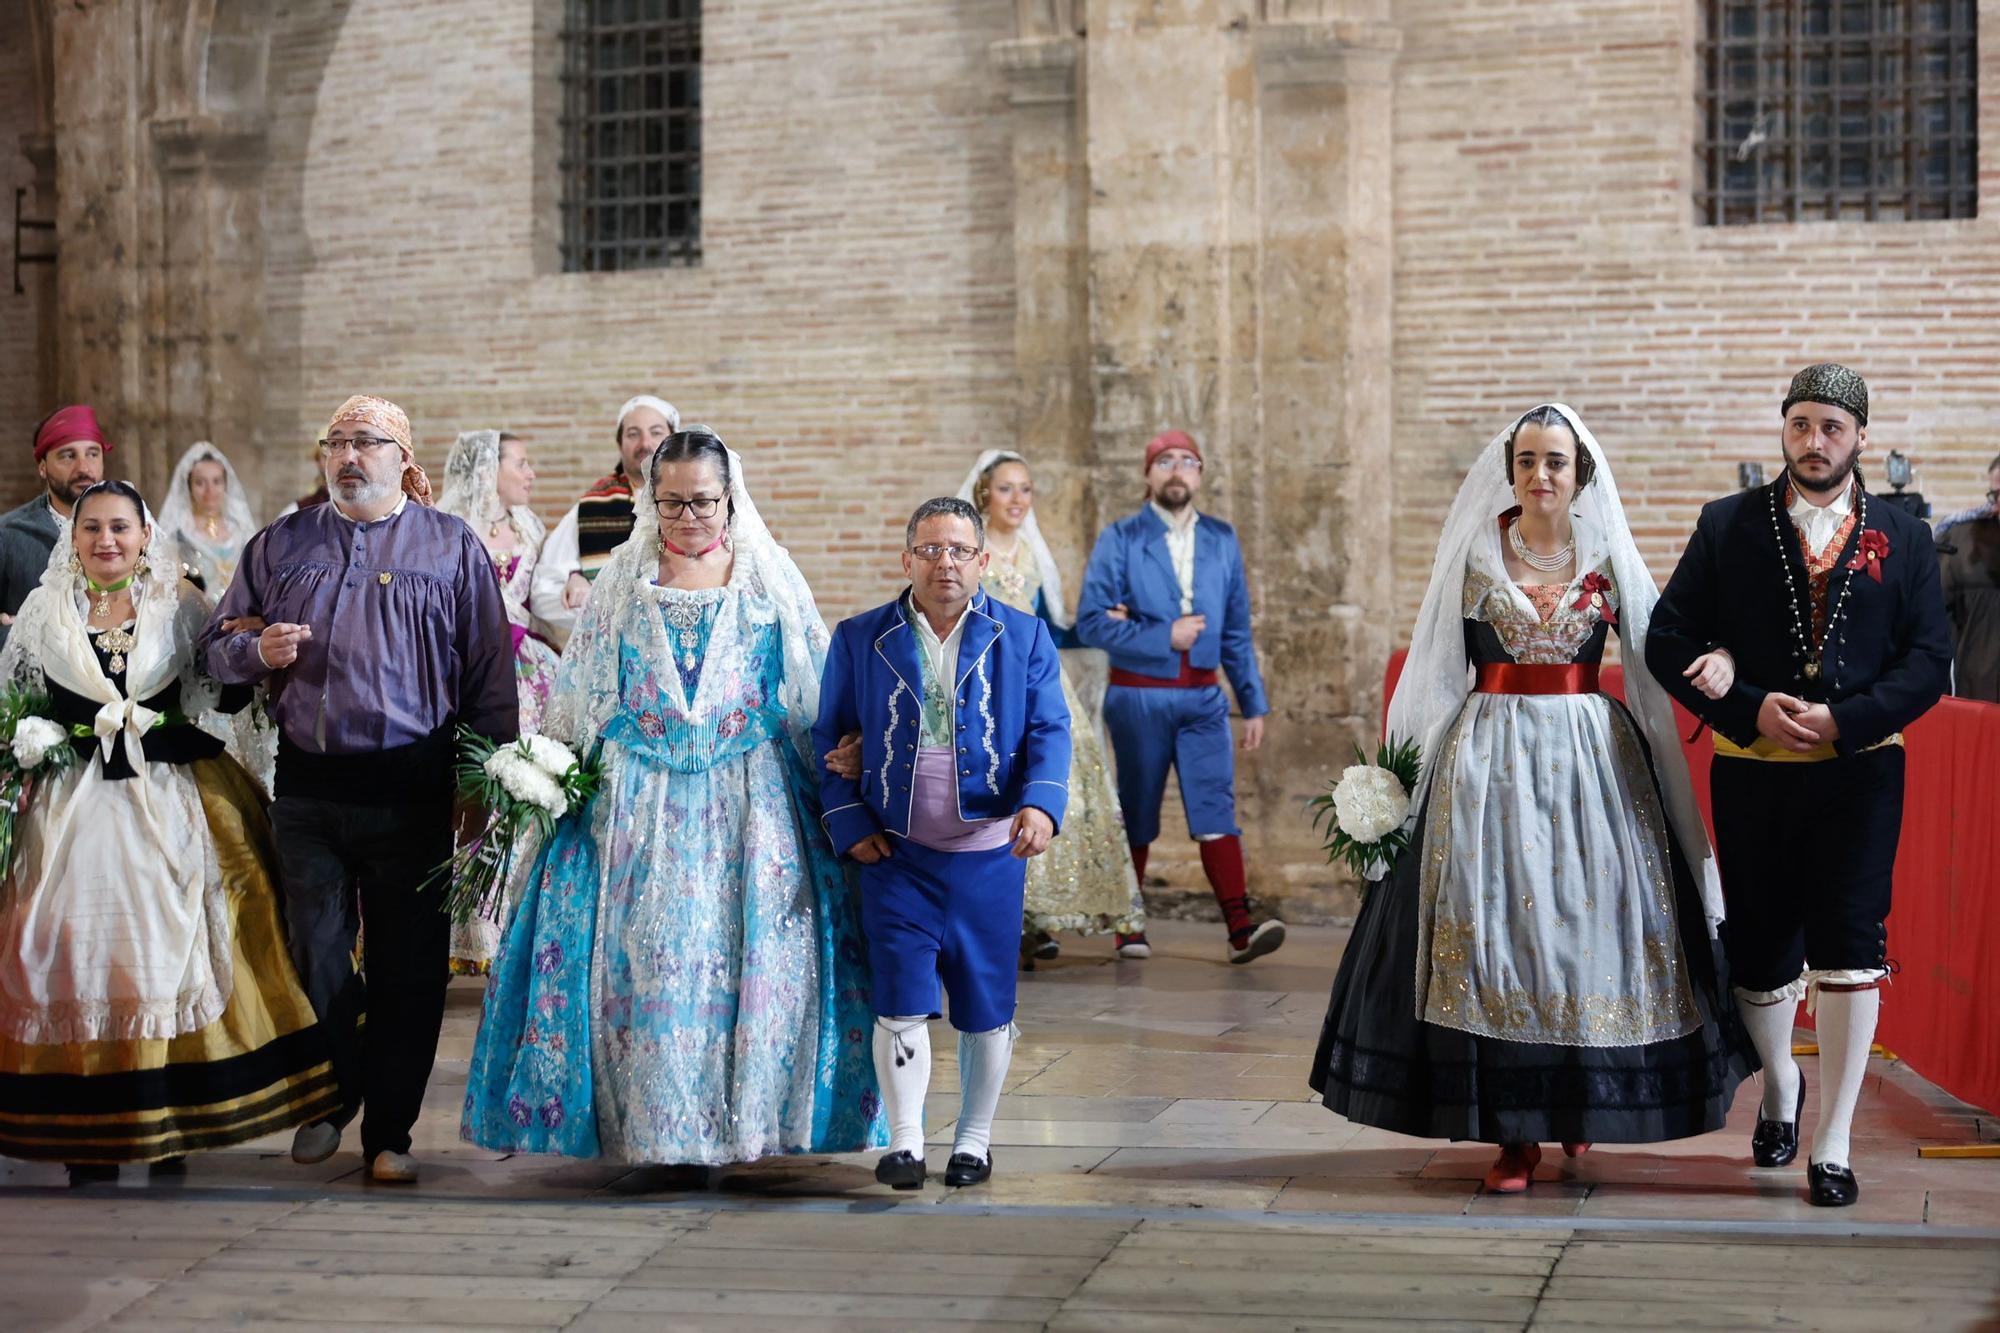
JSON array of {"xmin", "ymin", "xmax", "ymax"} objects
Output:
[
  {"xmin": 1074, "ymin": 506, "xmax": 1269, "ymax": 717},
  {"xmin": 814, "ymin": 588, "xmax": 1072, "ymax": 854}
]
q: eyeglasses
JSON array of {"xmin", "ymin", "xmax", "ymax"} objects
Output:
[
  {"xmin": 1151, "ymin": 456, "xmax": 1203, "ymax": 472},
  {"xmin": 656, "ymin": 496, "xmax": 723, "ymax": 519},
  {"xmin": 1987, "ymin": 490, "xmax": 2000, "ymax": 505},
  {"xmin": 319, "ymin": 436, "xmax": 398, "ymax": 456},
  {"xmin": 909, "ymin": 543, "xmax": 982, "ymax": 565}
]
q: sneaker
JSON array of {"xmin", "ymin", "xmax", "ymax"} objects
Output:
[
  {"xmin": 368, "ymin": 1150, "xmax": 419, "ymax": 1184},
  {"xmin": 1227, "ymin": 920, "xmax": 1286, "ymax": 964},
  {"xmin": 1115, "ymin": 932, "xmax": 1152, "ymax": 960},
  {"xmin": 291, "ymin": 1121, "xmax": 341, "ymax": 1165}
]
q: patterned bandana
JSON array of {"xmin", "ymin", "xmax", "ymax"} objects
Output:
[
  {"xmin": 1782, "ymin": 363, "xmax": 1870, "ymax": 427},
  {"xmin": 324, "ymin": 394, "xmax": 433, "ymax": 506}
]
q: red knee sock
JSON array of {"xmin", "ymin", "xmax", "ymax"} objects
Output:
[
  {"xmin": 1198, "ymin": 836, "xmax": 1253, "ymax": 942},
  {"xmin": 1129, "ymin": 843, "xmax": 1150, "ymax": 883}
]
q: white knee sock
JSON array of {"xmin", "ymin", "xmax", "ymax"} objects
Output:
[
  {"xmin": 872, "ymin": 1016, "xmax": 931, "ymax": 1157},
  {"xmin": 1734, "ymin": 988, "xmax": 1802, "ymax": 1123},
  {"xmin": 1810, "ymin": 987, "xmax": 1880, "ymax": 1169},
  {"xmin": 951, "ymin": 1023, "xmax": 1017, "ymax": 1163}
]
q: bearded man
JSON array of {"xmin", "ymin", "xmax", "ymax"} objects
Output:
[
  {"xmin": 0, "ymin": 406, "xmax": 110, "ymax": 642},
  {"xmin": 1075, "ymin": 430, "xmax": 1283, "ymax": 964},
  {"xmin": 200, "ymin": 395, "xmax": 517, "ymax": 1184},
  {"xmin": 1645, "ymin": 364, "xmax": 1952, "ymax": 1207}
]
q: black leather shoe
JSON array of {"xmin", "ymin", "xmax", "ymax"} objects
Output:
[
  {"xmin": 873, "ymin": 1150, "xmax": 927, "ymax": 1190},
  {"xmin": 1751, "ymin": 1078, "xmax": 1806, "ymax": 1168},
  {"xmin": 1808, "ymin": 1160, "xmax": 1860, "ymax": 1207},
  {"xmin": 65, "ymin": 1163, "xmax": 118, "ymax": 1188},
  {"xmin": 944, "ymin": 1151, "xmax": 992, "ymax": 1187}
]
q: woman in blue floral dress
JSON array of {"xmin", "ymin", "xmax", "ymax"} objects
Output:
[{"xmin": 462, "ymin": 429, "xmax": 883, "ymax": 1164}]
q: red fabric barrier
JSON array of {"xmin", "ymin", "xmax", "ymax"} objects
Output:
[{"xmin": 1381, "ymin": 650, "xmax": 2000, "ymax": 1114}]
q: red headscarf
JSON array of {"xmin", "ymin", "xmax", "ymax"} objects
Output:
[
  {"xmin": 34, "ymin": 405, "xmax": 112, "ymax": 461},
  {"xmin": 1144, "ymin": 429, "xmax": 1202, "ymax": 471}
]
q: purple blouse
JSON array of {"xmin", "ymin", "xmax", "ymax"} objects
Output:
[{"xmin": 200, "ymin": 499, "xmax": 519, "ymax": 754}]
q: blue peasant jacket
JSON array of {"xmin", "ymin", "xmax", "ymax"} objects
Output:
[
  {"xmin": 1075, "ymin": 507, "xmax": 1269, "ymax": 717},
  {"xmin": 814, "ymin": 589, "xmax": 1072, "ymax": 855}
]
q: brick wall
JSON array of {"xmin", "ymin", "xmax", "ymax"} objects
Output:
[
  {"xmin": 258, "ymin": 0, "xmax": 1018, "ymax": 622},
  {"xmin": 1390, "ymin": 0, "xmax": 2000, "ymax": 631}
]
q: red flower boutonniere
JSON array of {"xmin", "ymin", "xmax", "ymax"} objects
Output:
[
  {"xmin": 1845, "ymin": 529, "xmax": 1891, "ymax": 583},
  {"xmin": 1572, "ymin": 571, "xmax": 1616, "ymax": 625}
]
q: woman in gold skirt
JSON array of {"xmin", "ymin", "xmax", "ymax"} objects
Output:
[
  {"xmin": 0, "ymin": 482, "xmax": 338, "ymax": 1185},
  {"xmin": 958, "ymin": 452, "xmax": 1148, "ymax": 962}
]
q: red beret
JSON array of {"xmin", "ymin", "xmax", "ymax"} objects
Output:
[
  {"xmin": 1144, "ymin": 429, "xmax": 1201, "ymax": 470},
  {"xmin": 34, "ymin": 405, "xmax": 111, "ymax": 461}
]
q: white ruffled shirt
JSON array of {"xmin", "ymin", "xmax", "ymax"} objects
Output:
[
  {"xmin": 1150, "ymin": 501, "xmax": 1200, "ymax": 615},
  {"xmin": 1789, "ymin": 480, "xmax": 1854, "ymax": 558}
]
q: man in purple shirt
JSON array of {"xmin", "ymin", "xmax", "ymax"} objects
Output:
[{"xmin": 201, "ymin": 395, "xmax": 516, "ymax": 1184}]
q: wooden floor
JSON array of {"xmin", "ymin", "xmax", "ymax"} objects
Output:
[{"xmin": 6, "ymin": 921, "xmax": 2000, "ymax": 1331}]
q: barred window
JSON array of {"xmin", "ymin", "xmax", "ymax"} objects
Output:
[
  {"xmin": 1697, "ymin": 1, "xmax": 1977, "ymax": 225},
  {"xmin": 560, "ymin": 0, "xmax": 702, "ymax": 271}
]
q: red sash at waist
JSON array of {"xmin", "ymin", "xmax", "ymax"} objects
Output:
[
  {"xmin": 1472, "ymin": 663, "xmax": 1601, "ymax": 695},
  {"xmin": 1110, "ymin": 653, "xmax": 1219, "ymax": 690}
]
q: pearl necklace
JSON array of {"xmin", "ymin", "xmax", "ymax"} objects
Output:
[
  {"xmin": 1508, "ymin": 520, "xmax": 1574, "ymax": 573},
  {"xmin": 1768, "ymin": 481, "xmax": 1863, "ymax": 685}
]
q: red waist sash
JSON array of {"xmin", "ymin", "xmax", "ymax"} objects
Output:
[
  {"xmin": 1110, "ymin": 652, "xmax": 1219, "ymax": 690},
  {"xmin": 1472, "ymin": 663, "xmax": 1600, "ymax": 695}
]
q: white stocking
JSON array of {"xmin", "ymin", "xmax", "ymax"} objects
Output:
[
  {"xmin": 1810, "ymin": 986, "xmax": 1880, "ymax": 1169},
  {"xmin": 1734, "ymin": 987, "xmax": 1803, "ymax": 1123},
  {"xmin": 872, "ymin": 1016, "xmax": 931, "ymax": 1157},
  {"xmin": 951, "ymin": 1023, "xmax": 1017, "ymax": 1163}
]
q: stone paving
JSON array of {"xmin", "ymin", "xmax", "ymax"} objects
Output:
[{"xmin": 5, "ymin": 921, "xmax": 1999, "ymax": 1330}]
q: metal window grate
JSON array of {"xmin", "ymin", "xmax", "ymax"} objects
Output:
[
  {"xmin": 1697, "ymin": 1, "xmax": 1977, "ymax": 225},
  {"xmin": 560, "ymin": 0, "xmax": 702, "ymax": 272}
]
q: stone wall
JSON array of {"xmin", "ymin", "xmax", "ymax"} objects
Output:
[{"xmin": 0, "ymin": 1, "xmax": 54, "ymax": 504}]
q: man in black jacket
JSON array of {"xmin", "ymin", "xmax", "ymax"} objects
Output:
[{"xmin": 1646, "ymin": 364, "xmax": 1952, "ymax": 1208}]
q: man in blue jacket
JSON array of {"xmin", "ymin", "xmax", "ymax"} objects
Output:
[
  {"xmin": 1077, "ymin": 430, "xmax": 1283, "ymax": 964},
  {"xmin": 815, "ymin": 496, "xmax": 1071, "ymax": 1192}
]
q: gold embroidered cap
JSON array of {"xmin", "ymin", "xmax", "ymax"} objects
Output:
[{"xmin": 1782, "ymin": 363, "xmax": 1869, "ymax": 426}]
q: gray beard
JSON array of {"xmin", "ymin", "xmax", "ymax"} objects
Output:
[{"xmin": 333, "ymin": 475, "xmax": 397, "ymax": 508}]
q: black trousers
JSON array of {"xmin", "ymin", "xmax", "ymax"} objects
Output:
[
  {"xmin": 1710, "ymin": 746, "xmax": 1904, "ymax": 994},
  {"xmin": 269, "ymin": 796, "xmax": 454, "ymax": 1160}
]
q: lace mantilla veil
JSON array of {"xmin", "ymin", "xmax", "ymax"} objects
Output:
[
  {"xmin": 540, "ymin": 431, "xmax": 828, "ymax": 762},
  {"xmin": 436, "ymin": 429, "xmax": 549, "ymax": 550},
  {"xmin": 955, "ymin": 449, "xmax": 1071, "ymax": 629},
  {"xmin": 1385, "ymin": 404, "xmax": 1724, "ymax": 923},
  {"xmin": 154, "ymin": 442, "xmax": 259, "ymax": 563}
]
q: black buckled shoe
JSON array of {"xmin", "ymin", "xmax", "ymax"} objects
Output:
[
  {"xmin": 873, "ymin": 1150, "xmax": 927, "ymax": 1191},
  {"xmin": 944, "ymin": 1151, "xmax": 992, "ymax": 1187},
  {"xmin": 1808, "ymin": 1160, "xmax": 1860, "ymax": 1207},
  {"xmin": 1751, "ymin": 1078, "xmax": 1806, "ymax": 1168}
]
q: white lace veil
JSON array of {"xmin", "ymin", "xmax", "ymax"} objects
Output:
[
  {"xmin": 154, "ymin": 442, "xmax": 258, "ymax": 554},
  {"xmin": 436, "ymin": 429, "xmax": 548, "ymax": 549},
  {"xmin": 540, "ymin": 428, "xmax": 829, "ymax": 762},
  {"xmin": 955, "ymin": 449, "xmax": 1071, "ymax": 629},
  {"xmin": 1386, "ymin": 404, "xmax": 1723, "ymax": 923}
]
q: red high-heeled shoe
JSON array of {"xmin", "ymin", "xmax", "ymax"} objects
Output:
[{"xmin": 1482, "ymin": 1143, "xmax": 1542, "ymax": 1193}]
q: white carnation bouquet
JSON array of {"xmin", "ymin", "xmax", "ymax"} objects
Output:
[
  {"xmin": 426, "ymin": 727, "xmax": 601, "ymax": 924},
  {"xmin": 0, "ymin": 687, "xmax": 79, "ymax": 875},
  {"xmin": 1308, "ymin": 735, "xmax": 1421, "ymax": 885}
]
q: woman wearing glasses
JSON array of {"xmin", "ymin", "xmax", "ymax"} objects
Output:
[
  {"xmin": 957, "ymin": 451, "xmax": 1146, "ymax": 962},
  {"xmin": 463, "ymin": 428, "xmax": 884, "ymax": 1169}
]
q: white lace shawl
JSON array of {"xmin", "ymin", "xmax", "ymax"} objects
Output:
[
  {"xmin": 541, "ymin": 437, "xmax": 829, "ymax": 765},
  {"xmin": 1386, "ymin": 405, "xmax": 1723, "ymax": 923}
]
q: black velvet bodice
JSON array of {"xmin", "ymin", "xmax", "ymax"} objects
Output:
[{"xmin": 46, "ymin": 628, "xmax": 244, "ymax": 780}]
